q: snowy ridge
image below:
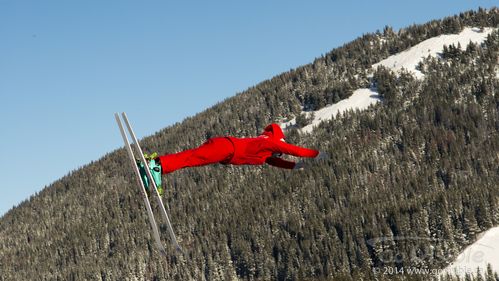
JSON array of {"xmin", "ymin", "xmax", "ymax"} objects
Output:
[
  {"xmin": 280, "ymin": 88, "xmax": 381, "ymax": 133},
  {"xmin": 441, "ymin": 227, "xmax": 499, "ymax": 278},
  {"xmin": 373, "ymin": 27, "xmax": 495, "ymax": 78},
  {"xmin": 280, "ymin": 27, "xmax": 495, "ymax": 134}
]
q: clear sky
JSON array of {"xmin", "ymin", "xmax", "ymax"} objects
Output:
[{"xmin": 0, "ymin": 0, "xmax": 496, "ymax": 216}]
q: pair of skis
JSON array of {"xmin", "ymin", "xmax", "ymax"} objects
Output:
[{"xmin": 115, "ymin": 112, "xmax": 181, "ymax": 255}]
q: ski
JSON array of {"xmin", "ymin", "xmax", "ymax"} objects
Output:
[{"xmin": 115, "ymin": 112, "xmax": 182, "ymax": 255}]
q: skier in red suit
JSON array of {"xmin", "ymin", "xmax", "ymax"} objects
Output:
[{"xmin": 157, "ymin": 124, "xmax": 320, "ymax": 174}]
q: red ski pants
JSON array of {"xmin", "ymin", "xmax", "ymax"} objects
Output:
[{"xmin": 159, "ymin": 137, "xmax": 234, "ymax": 174}]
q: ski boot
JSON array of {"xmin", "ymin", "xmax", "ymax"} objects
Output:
[{"xmin": 137, "ymin": 152, "xmax": 164, "ymax": 196}]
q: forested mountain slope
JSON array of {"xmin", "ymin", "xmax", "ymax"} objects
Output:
[{"xmin": 0, "ymin": 8, "xmax": 498, "ymax": 281}]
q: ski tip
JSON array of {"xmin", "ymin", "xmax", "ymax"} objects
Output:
[
  {"xmin": 157, "ymin": 245, "xmax": 183, "ymax": 257},
  {"xmin": 159, "ymin": 248, "xmax": 168, "ymax": 257},
  {"xmin": 175, "ymin": 245, "xmax": 185, "ymax": 255}
]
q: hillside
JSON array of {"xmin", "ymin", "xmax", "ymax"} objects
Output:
[{"xmin": 1, "ymin": 8, "xmax": 498, "ymax": 281}]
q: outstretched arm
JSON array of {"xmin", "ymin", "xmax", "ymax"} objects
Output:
[
  {"xmin": 266, "ymin": 151, "xmax": 328, "ymax": 170},
  {"xmin": 266, "ymin": 157, "xmax": 296, "ymax": 169},
  {"xmin": 272, "ymin": 141, "xmax": 319, "ymax": 158}
]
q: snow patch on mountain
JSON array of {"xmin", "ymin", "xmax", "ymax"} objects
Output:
[
  {"xmin": 373, "ymin": 27, "xmax": 495, "ymax": 78},
  {"xmin": 280, "ymin": 88, "xmax": 381, "ymax": 133},
  {"xmin": 440, "ymin": 226, "xmax": 499, "ymax": 278},
  {"xmin": 280, "ymin": 27, "xmax": 496, "ymax": 134}
]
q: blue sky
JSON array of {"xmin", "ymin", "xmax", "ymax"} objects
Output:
[{"xmin": 0, "ymin": 0, "xmax": 496, "ymax": 216}]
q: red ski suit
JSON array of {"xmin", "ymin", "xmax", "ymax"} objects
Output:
[{"xmin": 158, "ymin": 124, "xmax": 319, "ymax": 174}]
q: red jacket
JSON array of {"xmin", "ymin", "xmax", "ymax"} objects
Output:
[{"xmin": 226, "ymin": 124, "xmax": 319, "ymax": 168}]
